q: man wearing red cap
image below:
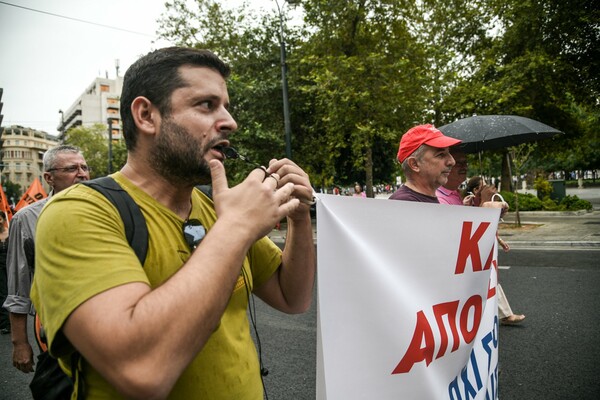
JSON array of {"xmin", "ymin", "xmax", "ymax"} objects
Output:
[{"xmin": 390, "ymin": 124, "xmax": 461, "ymax": 202}]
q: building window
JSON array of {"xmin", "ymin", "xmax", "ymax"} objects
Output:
[{"xmin": 100, "ymin": 84, "xmax": 110, "ymax": 92}]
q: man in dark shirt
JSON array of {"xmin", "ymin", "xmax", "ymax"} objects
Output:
[{"xmin": 389, "ymin": 124, "xmax": 461, "ymax": 203}]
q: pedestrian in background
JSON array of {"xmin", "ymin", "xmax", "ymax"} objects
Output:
[
  {"xmin": 2, "ymin": 145, "xmax": 90, "ymax": 373},
  {"xmin": 353, "ymin": 183, "xmax": 366, "ymax": 198},
  {"xmin": 436, "ymin": 147, "xmax": 468, "ymax": 205},
  {"xmin": 0, "ymin": 211, "xmax": 10, "ymax": 335},
  {"xmin": 462, "ymin": 175, "xmax": 526, "ymax": 325}
]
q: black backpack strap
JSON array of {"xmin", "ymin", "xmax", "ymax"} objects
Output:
[
  {"xmin": 196, "ymin": 184, "xmax": 213, "ymax": 199},
  {"xmin": 81, "ymin": 177, "xmax": 148, "ymax": 265}
]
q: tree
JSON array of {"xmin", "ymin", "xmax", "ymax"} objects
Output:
[
  {"xmin": 439, "ymin": 0, "xmax": 599, "ymax": 183},
  {"xmin": 508, "ymin": 143, "xmax": 536, "ymax": 226},
  {"xmin": 63, "ymin": 124, "xmax": 127, "ymax": 178},
  {"xmin": 155, "ymin": 0, "xmax": 598, "ymax": 191},
  {"xmin": 295, "ymin": 0, "xmax": 429, "ymax": 195},
  {"xmin": 3, "ymin": 179, "xmax": 21, "ymax": 204}
]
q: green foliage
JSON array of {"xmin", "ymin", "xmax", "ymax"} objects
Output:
[
  {"xmin": 440, "ymin": 0, "xmax": 599, "ymax": 176},
  {"xmin": 533, "ymin": 177, "xmax": 553, "ymax": 199},
  {"xmin": 541, "ymin": 197, "xmax": 560, "ymax": 211},
  {"xmin": 153, "ymin": 0, "xmax": 598, "ymax": 189},
  {"xmin": 63, "ymin": 124, "xmax": 126, "ymax": 178},
  {"xmin": 501, "ymin": 190, "xmax": 592, "ymax": 211},
  {"xmin": 3, "ymin": 180, "xmax": 22, "ymax": 202},
  {"xmin": 501, "ymin": 191, "xmax": 544, "ymax": 211},
  {"xmin": 565, "ymin": 180, "xmax": 600, "ymax": 188},
  {"xmin": 559, "ymin": 195, "xmax": 593, "ymax": 211}
]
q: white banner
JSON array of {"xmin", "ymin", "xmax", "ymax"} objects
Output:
[{"xmin": 316, "ymin": 194, "xmax": 500, "ymax": 400}]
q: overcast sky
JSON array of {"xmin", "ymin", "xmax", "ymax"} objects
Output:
[{"xmin": 0, "ymin": 0, "xmax": 277, "ymax": 136}]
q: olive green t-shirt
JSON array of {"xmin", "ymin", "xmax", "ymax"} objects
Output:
[{"xmin": 31, "ymin": 172, "xmax": 282, "ymax": 399}]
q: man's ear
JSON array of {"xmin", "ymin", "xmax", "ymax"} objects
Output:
[
  {"xmin": 407, "ymin": 157, "xmax": 420, "ymax": 172},
  {"xmin": 131, "ymin": 96, "xmax": 159, "ymax": 136},
  {"xmin": 43, "ymin": 172, "xmax": 53, "ymax": 188}
]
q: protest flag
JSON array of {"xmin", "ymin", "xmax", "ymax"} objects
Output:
[
  {"xmin": 15, "ymin": 177, "xmax": 47, "ymax": 211},
  {"xmin": 0, "ymin": 183, "xmax": 13, "ymax": 223}
]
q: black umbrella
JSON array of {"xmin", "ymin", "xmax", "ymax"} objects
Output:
[{"xmin": 438, "ymin": 115, "xmax": 563, "ymax": 153}]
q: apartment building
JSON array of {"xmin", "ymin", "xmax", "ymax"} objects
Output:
[
  {"xmin": 58, "ymin": 76, "xmax": 123, "ymax": 141},
  {"xmin": 0, "ymin": 125, "xmax": 60, "ymax": 196}
]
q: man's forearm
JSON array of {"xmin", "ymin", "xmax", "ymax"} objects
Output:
[
  {"xmin": 279, "ymin": 214, "xmax": 316, "ymax": 313},
  {"xmin": 9, "ymin": 312, "xmax": 35, "ymax": 373},
  {"xmin": 9, "ymin": 312, "xmax": 29, "ymax": 346}
]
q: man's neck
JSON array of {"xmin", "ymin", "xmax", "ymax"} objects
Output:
[
  {"xmin": 405, "ymin": 180, "xmax": 438, "ymax": 197},
  {"xmin": 120, "ymin": 163, "xmax": 193, "ymax": 219}
]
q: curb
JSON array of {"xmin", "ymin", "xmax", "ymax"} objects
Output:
[
  {"xmin": 504, "ymin": 240, "xmax": 600, "ymax": 249},
  {"xmin": 508, "ymin": 210, "xmax": 592, "ymax": 217}
]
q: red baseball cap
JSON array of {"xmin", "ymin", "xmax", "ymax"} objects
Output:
[{"xmin": 397, "ymin": 124, "xmax": 462, "ymax": 163}]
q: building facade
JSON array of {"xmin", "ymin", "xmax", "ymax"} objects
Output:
[
  {"xmin": 58, "ymin": 76, "xmax": 123, "ymax": 141},
  {"xmin": 0, "ymin": 125, "xmax": 60, "ymax": 197}
]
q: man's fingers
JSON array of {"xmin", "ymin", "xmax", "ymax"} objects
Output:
[
  {"xmin": 15, "ymin": 361, "xmax": 33, "ymax": 373},
  {"xmin": 264, "ymin": 173, "xmax": 280, "ymax": 189},
  {"xmin": 275, "ymin": 182, "xmax": 295, "ymax": 203},
  {"xmin": 209, "ymin": 160, "xmax": 228, "ymax": 197},
  {"xmin": 279, "ymin": 197, "xmax": 301, "ymax": 215}
]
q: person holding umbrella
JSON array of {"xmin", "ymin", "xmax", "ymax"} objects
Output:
[
  {"xmin": 436, "ymin": 147, "xmax": 469, "ymax": 205},
  {"xmin": 463, "ymin": 175, "xmax": 526, "ymax": 325}
]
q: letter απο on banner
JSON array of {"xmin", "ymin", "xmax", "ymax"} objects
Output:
[{"xmin": 316, "ymin": 194, "xmax": 499, "ymax": 400}]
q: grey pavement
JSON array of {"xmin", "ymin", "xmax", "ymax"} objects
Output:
[{"xmin": 268, "ymin": 187, "xmax": 600, "ymax": 249}]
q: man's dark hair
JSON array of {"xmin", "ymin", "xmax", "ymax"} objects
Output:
[{"xmin": 120, "ymin": 47, "xmax": 231, "ymax": 150}]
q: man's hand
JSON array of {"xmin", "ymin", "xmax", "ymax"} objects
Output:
[
  {"xmin": 266, "ymin": 159, "xmax": 314, "ymax": 221},
  {"xmin": 9, "ymin": 313, "xmax": 35, "ymax": 373},
  {"xmin": 209, "ymin": 159, "xmax": 299, "ymax": 240},
  {"xmin": 12, "ymin": 341, "xmax": 34, "ymax": 373}
]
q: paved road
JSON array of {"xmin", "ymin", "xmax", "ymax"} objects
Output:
[
  {"xmin": 495, "ymin": 252, "xmax": 600, "ymax": 400},
  {"xmin": 0, "ymin": 317, "xmax": 38, "ymax": 400}
]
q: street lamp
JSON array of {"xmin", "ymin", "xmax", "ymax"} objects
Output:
[
  {"xmin": 107, "ymin": 118, "xmax": 114, "ymax": 174},
  {"xmin": 58, "ymin": 109, "xmax": 65, "ymax": 140},
  {"xmin": 274, "ymin": 0, "xmax": 300, "ymax": 160}
]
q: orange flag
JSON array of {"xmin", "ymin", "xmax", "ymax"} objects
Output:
[
  {"xmin": 0, "ymin": 183, "xmax": 14, "ymax": 223},
  {"xmin": 14, "ymin": 177, "xmax": 48, "ymax": 212}
]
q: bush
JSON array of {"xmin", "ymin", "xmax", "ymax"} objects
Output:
[
  {"xmin": 533, "ymin": 177, "xmax": 553, "ymax": 199},
  {"xmin": 560, "ymin": 195, "xmax": 593, "ymax": 211},
  {"xmin": 520, "ymin": 193, "xmax": 545, "ymax": 210},
  {"xmin": 541, "ymin": 198, "xmax": 560, "ymax": 211},
  {"xmin": 500, "ymin": 191, "xmax": 592, "ymax": 211},
  {"xmin": 500, "ymin": 191, "xmax": 543, "ymax": 211}
]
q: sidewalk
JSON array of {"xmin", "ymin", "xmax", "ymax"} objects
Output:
[{"xmin": 497, "ymin": 210, "xmax": 600, "ymax": 249}]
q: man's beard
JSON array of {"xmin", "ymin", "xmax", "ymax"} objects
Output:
[{"xmin": 149, "ymin": 117, "xmax": 215, "ymax": 186}]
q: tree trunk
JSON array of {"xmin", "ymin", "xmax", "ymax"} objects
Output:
[
  {"xmin": 501, "ymin": 150, "xmax": 512, "ymax": 192},
  {"xmin": 514, "ymin": 186, "xmax": 521, "ymax": 227},
  {"xmin": 365, "ymin": 146, "xmax": 374, "ymax": 198}
]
